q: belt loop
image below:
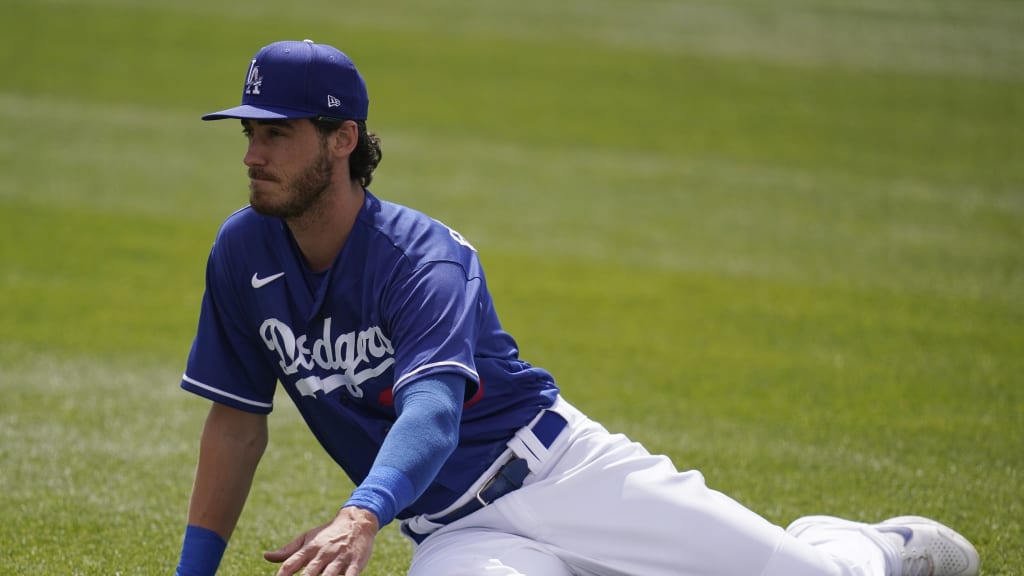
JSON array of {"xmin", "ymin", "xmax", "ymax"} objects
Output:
[
  {"xmin": 509, "ymin": 409, "xmax": 567, "ymax": 472},
  {"xmin": 533, "ymin": 409, "xmax": 568, "ymax": 448}
]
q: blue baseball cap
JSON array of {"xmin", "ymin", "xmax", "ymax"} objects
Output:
[{"xmin": 202, "ymin": 39, "xmax": 369, "ymax": 121}]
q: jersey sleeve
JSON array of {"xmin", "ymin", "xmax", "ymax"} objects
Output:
[
  {"xmin": 383, "ymin": 260, "xmax": 483, "ymax": 401},
  {"xmin": 181, "ymin": 241, "xmax": 278, "ymax": 413}
]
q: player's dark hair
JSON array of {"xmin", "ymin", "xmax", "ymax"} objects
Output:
[{"xmin": 312, "ymin": 118, "xmax": 382, "ymax": 187}]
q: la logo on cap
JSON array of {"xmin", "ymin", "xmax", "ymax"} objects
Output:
[{"xmin": 245, "ymin": 60, "xmax": 262, "ymax": 95}]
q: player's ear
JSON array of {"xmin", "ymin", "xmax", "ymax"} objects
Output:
[{"xmin": 330, "ymin": 120, "xmax": 359, "ymax": 158}]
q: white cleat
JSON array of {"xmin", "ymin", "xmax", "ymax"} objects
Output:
[{"xmin": 875, "ymin": 516, "xmax": 980, "ymax": 576}]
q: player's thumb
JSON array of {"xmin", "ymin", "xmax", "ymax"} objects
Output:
[{"xmin": 263, "ymin": 533, "xmax": 305, "ymax": 563}]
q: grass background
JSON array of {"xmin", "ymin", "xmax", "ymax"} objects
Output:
[{"xmin": 1, "ymin": 0, "xmax": 1021, "ymax": 573}]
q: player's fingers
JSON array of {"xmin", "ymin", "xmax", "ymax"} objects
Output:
[
  {"xmin": 264, "ymin": 533, "xmax": 306, "ymax": 563},
  {"xmin": 295, "ymin": 553, "xmax": 327, "ymax": 576},
  {"xmin": 274, "ymin": 546, "xmax": 314, "ymax": 576}
]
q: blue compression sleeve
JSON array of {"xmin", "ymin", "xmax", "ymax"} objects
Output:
[
  {"xmin": 343, "ymin": 373, "xmax": 465, "ymax": 526},
  {"xmin": 175, "ymin": 524, "xmax": 227, "ymax": 576}
]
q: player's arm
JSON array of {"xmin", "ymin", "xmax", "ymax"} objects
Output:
[
  {"xmin": 344, "ymin": 372, "xmax": 466, "ymax": 522},
  {"xmin": 264, "ymin": 374, "xmax": 465, "ymax": 576},
  {"xmin": 176, "ymin": 402, "xmax": 269, "ymax": 576}
]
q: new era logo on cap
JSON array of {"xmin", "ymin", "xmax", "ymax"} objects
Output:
[{"xmin": 202, "ymin": 39, "xmax": 369, "ymax": 121}]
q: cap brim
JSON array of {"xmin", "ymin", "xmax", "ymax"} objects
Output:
[{"xmin": 201, "ymin": 104, "xmax": 317, "ymax": 121}]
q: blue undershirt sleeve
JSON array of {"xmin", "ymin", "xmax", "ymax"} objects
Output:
[{"xmin": 343, "ymin": 373, "xmax": 465, "ymax": 526}]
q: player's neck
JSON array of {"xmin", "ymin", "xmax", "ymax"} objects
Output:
[{"xmin": 286, "ymin": 180, "xmax": 365, "ymax": 273}]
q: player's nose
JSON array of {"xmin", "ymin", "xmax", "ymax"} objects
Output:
[{"xmin": 243, "ymin": 142, "xmax": 266, "ymax": 167}]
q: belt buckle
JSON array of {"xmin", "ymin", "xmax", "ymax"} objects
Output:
[{"xmin": 475, "ymin": 468, "xmax": 501, "ymax": 507}]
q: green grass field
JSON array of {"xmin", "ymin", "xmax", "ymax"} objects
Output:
[{"xmin": 1, "ymin": 0, "xmax": 1021, "ymax": 574}]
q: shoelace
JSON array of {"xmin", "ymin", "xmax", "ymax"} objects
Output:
[{"xmin": 902, "ymin": 553, "xmax": 934, "ymax": 576}]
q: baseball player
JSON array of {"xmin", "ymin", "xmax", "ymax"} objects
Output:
[{"xmin": 174, "ymin": 39, "xmax": 981, "ymax": 576}]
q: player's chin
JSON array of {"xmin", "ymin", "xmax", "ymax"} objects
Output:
[{"xmin": 248, "ymin": 187, "xmax": 285, "ymax": 216}]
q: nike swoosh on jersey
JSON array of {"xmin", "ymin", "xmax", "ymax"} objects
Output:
[{"xmin": 251, "ymin": 271, "xmax": 286, "ymax": 289}]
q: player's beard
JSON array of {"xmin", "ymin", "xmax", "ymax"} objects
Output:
[{"xmin": 249, "ymin": 142, "xmax": 333, "ymax": 221}]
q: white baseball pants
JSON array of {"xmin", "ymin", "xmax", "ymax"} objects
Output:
[{"xmin": 403, "ymin": 396, "xmax": 896, "ymax": 576}]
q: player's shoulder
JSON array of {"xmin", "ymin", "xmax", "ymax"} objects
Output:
[
  {"xmin": 206, "ymin": 205, "xmax": 285, "ymax": 273},
  {"xmin": 217, "ymin": 205, "xmax": 266, "ymax": 236},
  {"xmin": 211, "ymin": 205, "xmax": 281, "ymax": 247},
  {"xmin": 362, "ymin": 192, "xmax": 438, "ymax": 234},
  {"xmin": 360, "ymin": 192, "xmax": 478, "ymax": 265}
]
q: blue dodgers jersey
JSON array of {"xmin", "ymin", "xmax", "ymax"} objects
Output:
[{"xmin": 181, "ymin": 191, "xmax": 559, "ymax": 517}]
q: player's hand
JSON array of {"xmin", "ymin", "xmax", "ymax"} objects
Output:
[{"xmin": 264, "ymin": 507, "xmax": 380, "ymax": 576}]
